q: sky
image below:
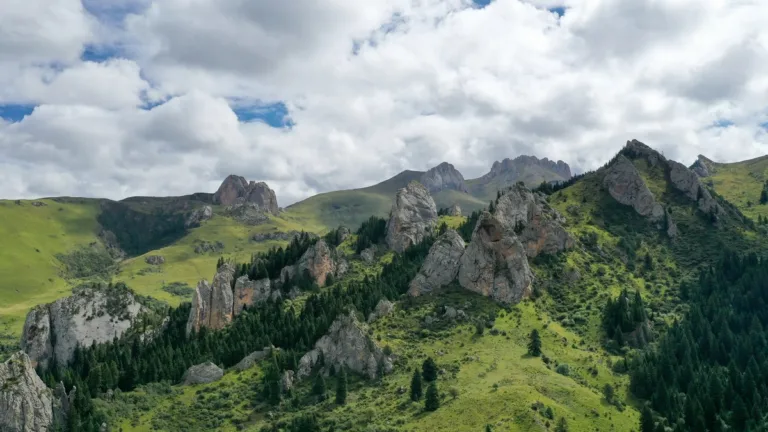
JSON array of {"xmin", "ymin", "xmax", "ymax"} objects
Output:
[{"xmin": 1, "ymin": 0, "xmax": 767, "ymax": 206}]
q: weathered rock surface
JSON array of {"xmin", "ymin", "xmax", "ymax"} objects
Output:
[
  {"xmin": 458, "ymin": 212, "xmax": 534, "ymax": 305},
  {"xmin": 223, "ymin": 202, "xmax": 270, "ymax": 225},
  {"xmin": 185, "ymin": 205, "xmax": 213, "ymax": 228},
  {"xmin": 281, "ymin": 240, "xmax": 346, "ymax": 288},
  {"xmin": 22, "ymin": 284, "xmax": 143, "ymax": 369},
  {"xmin": 479, "ymin": 156, "xmax": 572, "ymax": 186},
  {"xmin": 492, "ymin": 184, "xmax": 573, "ymax": 257},
  {"xmin": 213, "ymin": 175, "xmax": 279, "ymax": 215},
  {"xmin": 234, "ymin": 348, "xmax": 272, "ymax": 371},
  {"xmin": 448, "ymin": 204, "xmax": 462, "ymax": 217},
  {"xmin": 408, "ymin": 229, "xmax": 466, "ymax": 297},
  {"xmin": 144, "ymin": 255, "xmax": 165, "ymax": 265},
  {"xmin": 665, "ymin": 208, "xmax": 678, "ymax": 238},
  {"xmin": 367, "ymin": 299, "xmax": 394, "ymax": 323},
  {"xmin": 298, "ymin": 312, "xmax": 393, "ymax": 380},
  {"xmin": 0, "ymin": 352, "xmax": 55, "ymax": 432},
  {"xmin": 691, "ymin": 155, "xmax": 713, "ymax": 177},
  {"xmin": 193, "ymin": 240, "xmax": 225, "ymax": 254},
  {"xmin": 251, "ymin": 230, "xmax": 306, "ymax": 243},
  {"xmin": 233, "ymin": 276, "xmax": 272, "ymax": 315},
  {"xmin": 186, "ymin": 263, "xmax": 236, "ymax": 335},
  {"xmin": 182, "ymin": 362, "xmax": 223, "ymax": 385},
  {"xmin": 420, "ymin": 162, "xmax": 469, "ymax": 194},
  {"xmin": 603, "ymin": 154, "xmax": 665, "ymax": 221},
  {"xmin": 386, "ymin": 182, "xmax": 438, "ymax": 253},
  {"xmin": 360, "ymin": 247, "xmax": 376, "ymax": 263},
  {"xmin": 281, "ymin": 370, "xmax": 295, "ymax": 392}
]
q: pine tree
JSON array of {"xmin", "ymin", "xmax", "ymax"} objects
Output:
[
  {"xmin": 528, "ymin": 329, "xmax": 542, "ymax": 356},
  {"xmin": 313, "ymin": 374, "xmax": 327, "ymax": 401},
  {"xmin": 425, "ymin": 382, "xmax": 440, "ymax": 412},
  {"xmin": 603, "ymin": 383, "xmax": 615, "ymax": 403},
  {"xmin": 554, "ymin": 417, "xmax": 569, "ymax": 432},
  {"xmin": 335, "ymin": 369, "xmax": 347, "ymax": 405},
  {"xmin": 640, "ymin": 406, "xmax": 655, "ymax": 432},
  {"xmin": 486, "ymin": 425, "xmax": 493, "ymax": 432},
  {"xmin": 422, "ymin": 358, "xmax": 438, "ymax": 382},
  {"xmin": 410, "ymin": 368, "xmax": 423, "ymax": 401}
]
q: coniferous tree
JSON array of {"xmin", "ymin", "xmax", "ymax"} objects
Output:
[
  {"xmin": 422, "ymin": 358, "xmax": 438, "ymax": 382},
  {"xmin": 410, "ymin": 368, "xmax": 423, "ymax": 401},
  {"xmin": 425, "ymin": 382, "xmax": 440, "ymax": 412},
  {"xmin": 554, "ymin": 417, "xmax": 569, "ymax": 432},
  {"xmin": 486, "ymin": 425, "xmax": 493, "ymax": 432},
  {"xmin": 640, "ymin": 406, "xmax": 655, "ymax": 432},
  {"xmin": 313, "ymin": 373, "xmax": 327, "ymax": 401},
  {"xmin": 528, "ymin": 329, "xmax": 542, "ymax": 356},
  {"xmin": 335, "ymin": 369, "xmax": 347, "ymax": 405}
]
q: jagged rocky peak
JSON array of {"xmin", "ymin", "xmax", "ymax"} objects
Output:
[
  {"xmin": 298, "ymin": 311, "xmax": 393, "ymax": 380},
  {"xmin": 408, "ymin": 229, "xmax": 466, "ymax": 297},
  {"xmin": 691, "ymin": 155, "xmax": 715, "ymax": 177},
  {"xmin": 186, "ymin": 263, "xmax": 236, "ymax": 335},
  {"xmin": 603, "ymin": 154, "xmax": 665, "ymax": 222},
  {"xmin": 21, "ymin": 283, "xmax": 143, "ymax": 369},
  {"xmin": 419, "ymin": 162, "xmax": 468, "ymax": 193},
  {"xmin": 386, "ymin": 181, "xmax": 438, "ymax": 253},
  {"xmin": 493, "ymin": 183, "xmax": 574, "ymax": 257},
  {"xmin": 213, "ymin": 174, "xmax": 279, "ymax": 215},
  {"xmin": 280, "ymin": 239, "xmax": 348, "ymax": 289},
  {"xmin": 483, "ymin": 155, "xmax": 572, "ymax": 183},
  {"xmin": 449, "ymin": 203, "xmax": 462, "ymax": 216},
  {"xmin": 0, "ymin": 352, "xmax": 71, "ymax": 432},
  {"xmin": 458, "ymin": 211, "xmax": 534, "ymax": 305}
]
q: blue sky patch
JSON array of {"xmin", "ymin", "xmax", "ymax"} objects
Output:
[
  {"xmin": 232, "ymin": 102, "xmax": 294, "ymax": 128},
  {"xmin": 549, "ymin": 7, "xmax": 567, "ymax": 17},
  {"xmin": 0, "ymin": 104, "xmax": 35, "ymax": 123},
  {"xmin": 473, "ymin": 0, "xmax": 492, "ymax": 7},
  {"xmin": 713, "ymin": 119, "xmax": 735, "ymax": 128},
  {"xmin": 81, "ymin": 44, "xmax": 121, "ymax": 62}
]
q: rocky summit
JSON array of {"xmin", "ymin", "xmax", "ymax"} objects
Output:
[
  {"xmin": 186, "ymin": 263, "xmax": 236, "ymax": 335},
  {"xmin": 480, "ymin": 155, "xmax": 572, "ymax": 185},
  {"xmin": 419, "ymin": 162, "xmax": 469, "ymax": 194},
  {"xmin": 21, "ymin": 284, "xmax": 143, "ymax": 369},
  {"xmin": 298, "ymin": 311, "xmax": 393, "ymax": 380},
  {"xmin": 0, "ymin": 352, "xmax": 66, "ymax": 432},
  {"xmin": 602, "ymin": 154, "xmax": 665, "ymax": 222},
  {"xmin": 385, "ymin": 181, "xmax": 438, "ymax": 253},
  {"xmin": 213, "ymin": 175, "xmax": 279, "ymax": 215}
]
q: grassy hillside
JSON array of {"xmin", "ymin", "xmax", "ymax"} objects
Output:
[
  {"xmin": 698, "ymin": 155, "xmax": 768, "ymax": 221},
  {"xmin": 0, "ymin": 198, "xmax": 103, "ymax": 341}
]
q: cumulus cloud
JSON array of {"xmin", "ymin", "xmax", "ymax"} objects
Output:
[{"xmin": 1, "ymin": 0, "xmax": 767, "ymax": 205}]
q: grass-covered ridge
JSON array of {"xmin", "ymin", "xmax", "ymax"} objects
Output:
[{"xmin": 698, "ymin": 154, "xmax": 768, "ymax": 222}]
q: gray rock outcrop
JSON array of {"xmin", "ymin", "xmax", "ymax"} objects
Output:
[
  {"xmin": 182, "ymin": 362, "xmax": 223, "ymax": 385},
  {"xmin": 360, "ymin": 247, "xmax": 376, "ymax": 263},
  {"xmin": 385, "ymin": 182, "xmax": 438, "ymax": 253},
  {"xmin": 448, "ymin": 204, "xmax": 462, "ymax": 217},
  {"xmin": 144, "ymin": 255, "xmax": 165, "ymax": 265},
  {"xmin": 479, "ymin": 156, "xmax": 572, "ymax": 186},
  {"xmin": 186, "ymin": 263, "xmax": 236, "ymax": 335},
  {"xmin": 0, "ymin": 352, "xmax": 63, "ymax": 432},
  {"xmin": 185, "ymin": 205, "xmax": 213, "ymax": 228},
  {"xmin": 234, "ymin": 348, "xmax": 272, "ymax": 371},
  {"xmin": 251, "ymin": 230, "xmax": 307, "ymax": 243},
  {"xmin": 280, "ymin": 239, "xmax": 346, "ymax": 289},
  {"xmin": 602, "ymin": 154, "xmax": 665, "ymax": 221},
  {"xmin": 458, "ymin": 212, "xmax": 534, "ymax": 304},
  {"xmin": 298, "ymin": 312, "xmax": 393, "ymax": 380},
  {"xmin": 213, "ymin": 175, "xmax": 279, "ymax": 215},
  {"xmin": 367, "ymin": 299, "xmax": 394, "ymax": 323},
  {"xmin": 21, "ymin": 284, "xmax": 143, "ymax": 369},
  {"xmin": 233, "ymin": 276, "xmax": 272, "ymax": 315},
  {"xmin": 420, "ymin": 162, "xmax": 469, "ymax": 194},
  {"xmin": 281, "ymin": 370, "xmax": 295, "ymax": 392},
  {"xmin": 408, "ymin": 229, "xmax": 466, "ymax": 297},
  {"xmin": 691, "ymin": 155, "xmax": 713, "ymax": 177}
]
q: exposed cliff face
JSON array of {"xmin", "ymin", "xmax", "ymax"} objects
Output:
[
  {"xmin": 458, "ymin": 212, "xmax": 534, "ymax": 305},
  {"xmin": 279, "ymin": 239, "xmax": 347, "ymax": 289},
  {"xmin": 185, "ymin": 205, "xmax": 213, "ymax": 228},
  {"xmin": 691, "ymin": 155, "xmax": 714, "ymax": 177},
  {"xmin": 420, "ymin": 162, "xmax": 469, "ymax": 193},
  {"xmin": 408, "ymin": 230, "xmax": 466, "ymax": 297},
  {"xmin": 298, "ymin": 312, "xmax": 393, "ymax": 380},
  {"xmin": 479, "ymin": 156, "xmax": 572, "ymax": 185},
  {"xmin": 186, "ymin": 263, "xmax": 236, "ymax": 335},
  {"xmin": 213, "ymin": 175, "xmax": 279, "ymax": 215},
  {"xmin": 386, "ymin": 182, "xmax": 438, "ymax": 253},
  {"xmin": 493, "ymin": 184, "xmax": 573, "ymax": 257},
  {"xmin": 233, "ymin": 276, "xmax": 272, "ymax": 315},
  {"xmin": 0, "ymin": 352, "xmax": 68, "ymax": 432},
  {"xmin": 448, "ymin": 204, "xmax": 462, "ymax": 217},
  {"xmin": 603, "ymin": 154, "xmax": 665, "ymax": 222},
  {"xmin": 21, "ymin": 284, "xmax": 143, "ymax": 369}
]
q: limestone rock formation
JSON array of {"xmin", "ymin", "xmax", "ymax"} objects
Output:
[
  {"xmin": 458, "ymin": 212, "xmax": 534, "ymax": 305},
  {"xmin": 279, "ymin": 239, "xmax": 345, "ymax": 289},
  {"xmin": 448, "ymin": 204, "xmax": 462, "ymax": 217},
  {"xmin": 186, "ymin": 263, "xmax": 236, "ymax": 335},
  {"xmin": 360, "ymin": 246, "xmax": 376, "ymax": 263},
  {"xmin": 479, "ymin": 156, "xmax": 572, "ymax": 187},
  {"xmin": 182, "ymin": 362, "xmax": 224, "ymax": 385},
  {"xmin": 233, "ymin": 276, "xmax": 272, "ymax": 315},
  {"xmin": 492, "ymin": 184, "xmax": 573, "ymax": 257},
  {"xmin": 21, "ymin": 284, "xmax": 143, "ymax": 369},
  {"xmin": 298, "ymin": 312, "xmax": 393, "ymax": 380},
  {"xmin": 185, "ymin": 205, "xmax": 213, "ymax": 228},
  {"xmin": 0, "ymin": 352, "xmax": 60, "ymax": 432},
  {"xmin": 603, "ymin": 154, "xmax": 665, "ymax": 221},
  {"xmin": 385, "ymin": 182, "xmax": 438, "ymax": 253},
  {"xmin": 144, "ymin": 255, "xmax": 165, "ymax": 265},
  {"xmin": 281, "ymin": 370, "xmax": 295, "ymax": 392},
  {"xmin": 367, "ymin": 299, "xmax": 394, "ymax": 323},
  {"xmin": 691, "ymin": 155, "xmax": 714, "ymax": 177},
  {"xmin": 234, "ymin": 348, "xmax": 273, "ymax": 371},
  {"xmin": 213, "ymin": 175, "xmax": 279, "ymax": 215},
  {"xmin": 408, "ymin": 229, "xmax": 466, "ymax": 297},
  {"xmin": 420, "ymin": 162, "xmax": 469, "ymax": 193}
]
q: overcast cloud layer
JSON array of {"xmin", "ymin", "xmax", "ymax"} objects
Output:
[{"xmin": 1, "ymin": 0, "xmax": 767, "ymax": 205}]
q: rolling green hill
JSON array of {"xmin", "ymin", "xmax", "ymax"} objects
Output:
[{"xmin": 694, "ymin": 154, "xmax": 768, "ymax": 222}]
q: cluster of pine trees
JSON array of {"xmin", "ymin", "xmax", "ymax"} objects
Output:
[
  {"xmin": 631, "ymin": 252, "xmax": 768, "ymax": 431},
  {"xmin": 602, "ymin": 289, "xmax": 652, "ymax": 349},
  {"xmin": 354, "ymin": 216, "xmax": 388, "ymax": 253}
]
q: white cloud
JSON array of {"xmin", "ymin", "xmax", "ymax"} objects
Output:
[{"xmin": 1, "ymin": 0, "xmax": 767, "ymax": 205}]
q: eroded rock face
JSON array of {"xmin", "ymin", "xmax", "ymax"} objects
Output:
[
  {"xmin": 691, "ymin": 155, "xmax": 713, "ymax": 178},
  {"xmin": 281, "ymin": 370, "xmax": 295, "ymax": 392},
  {"xmin": 420, "ymin": 162, "xmax": 468, "ymax": 194},
  {"xmin": 213, "ymin": 175, "xmax": 279, "ymax": 215},
  {"xmin": 360, "ymin": 247, "xmax": 376, "ymax": 263},
  {"xmin": 603, "ymin": 155, "xmax": 665, "ymax": 221},
  {"xmin": 185, "ymin": 205, "xmax": 213, "ymax": 228},
  {"xmin": 298, "ymin": 312, "xmax": 393, "ymax": 380},
  {"xmin": 386, "ymin": 182, "xmax": 438, "ymax": 253},
  {"xmin": 367, "ymin": 299, "xmax": 394, "ymax": 323},
  {"xmin": 21, "ymin": 284, "xmax": 143, "ymax": 369},
  {"xmin": 145, "ymin": 255, "xmax": 165, "ymax": 265},
  {"xmin": 408, "ymin": 229, "xmax": 466, "ymax": 297},
  {"xmin": 186, "ymin": 263, "xmax": 236, "ymax": 335},
  {"xmin": 182, "ymin": 362, "xmax": 223, "ymax": 385},
  {"xmin": 449, "ymin": 204, "xmax": 462, "ymax": 217},
  {"xmin": 668, "ymin": 160, "xmax": 719, "ymax": 213},
  {"xmin": 0, "ymin": 352, "xmax": 56, "ymax": 432},
  {"xmin": 234, "ymin": 348, "xmax": 272, "ymax": 372},
  {"xmin": 296, "ymin": 240, "xmax": 337, "ymax": 286},
  {"xmin": 233, "ymin": 276, "xmax": 272, "ymax": 315},
  {"xmin": 493, "ymin": 184, "xmax": 573, "ymax": 257},
  {"xmin": 457, "ymin": 212, "xmax": 534, "ymax": 305},
  {"xmin": 479, "ymin": 156, "xmax": 572, "ymax": 186}
]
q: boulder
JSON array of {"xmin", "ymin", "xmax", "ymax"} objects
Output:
[
  {"xmin": 281, "ymin": 240, "xmax": 344, "ymax": 288},
  {"xmin": 420, "ymin": 162, "xmax": 469, "ymax": 194},
  {"xmin": 668, "ymin": 160, "xmax": 720, "ymax": 214},
  {"xmin": 691, "ymin": 155, "xmax": 713, "ymax": 177},
  {"xmin": 185, "ymin": 205, "xmax": 213, "ymax": 228},
  {"xmin": 144, "ymin": 255, "xmax": 165, "ymax": 265},
  {"xmin": 0, "ymin": 352, "xmax": 62, "ymax": 432},
  {"xmin": 457, "ymin": 212, "xmax": 534, "ymax": 305},
  {"xmin": 182, "ymin": 362, "xmax": 223, "ymax": 385},
  {"xmin": 281, "ymin": 370, "xmax": 295, "ymax": 392},
  {"xmin": 21, "ymin": 284, "xmax": 143, "ymax": 369},
  {"xmin": 367, "ymin": 299, "xmax": 395, "ymax": 323},
  {"xmin": 385, "ymin": 182, "xmax": 438, "ymax": 253},
  {"xmin": 186, "ymin": 263, "xmax": 236, "ymax": 335},
  {"xmin": 233, "ymin": 276, "xmax": 272, "ymax": 315},
  {"xmin": 234, "ymin": 348, "xmax": 272, "ymax": 371},
  {"xmin": 448, "ymin": 204, "xmax": 462, "ymax": 217},
  {"xmin": 408, "ymin": 229, "xmax": 466, "ymax": 297},
  {"xmin": 360, "ymin": 247, "xmax": 376, "ymax": 263},
  {"xmin": 251, "ymin": 230, "xmax": 307, "ymax": 243},
  {"xmin": 298, "ymin": 312, "xmax": 393, "ymax": 380},
  {"xmin": 213, "ymin": 175, "xmax": 279, "ymax": 215},
  {"xmin": 602, "ymin": 154, "xmax": 664, "ymax": 221}
]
